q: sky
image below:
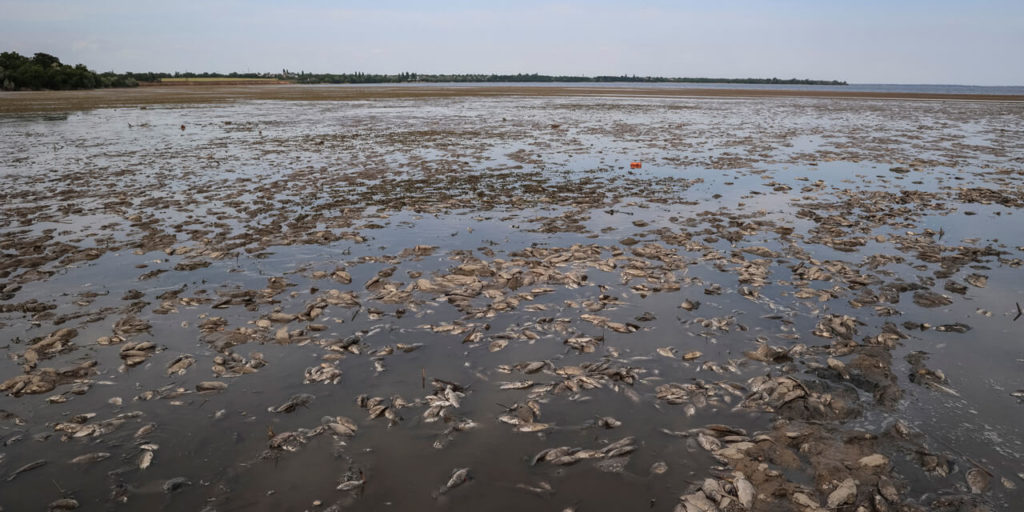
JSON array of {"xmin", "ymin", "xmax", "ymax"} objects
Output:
[{"xmin": 2, "ymin": 0, "xmax": 1022, "ymax": 85}]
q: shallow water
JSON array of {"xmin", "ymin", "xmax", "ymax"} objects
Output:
[{"xmin": 1, "ymin": 94, "xmax": 1023, "ymax": 511}]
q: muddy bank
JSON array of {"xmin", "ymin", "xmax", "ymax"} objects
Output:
[
  {"xmin": 0, "ymin": 94, "xmax": 1022, "ymax": 511},
  {"xmin": 2, "ymin": 84, "xmax": 1024, "ymax": 114}
]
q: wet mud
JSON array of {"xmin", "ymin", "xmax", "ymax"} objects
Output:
[{"xmin": 1, "ymin": 91, "xmax": 1023, "ymax": 511}]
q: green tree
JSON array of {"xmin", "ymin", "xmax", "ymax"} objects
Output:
[
  {"xmin": 31, "ymin": 52, "xmax": 61, "ymax": 68},
  {"xmin": 0, "ymin": 51, "xmax": 29, "ymax": 70},
  {"xmin": 0, "ymin": 49, "xmax": 139, "ymax": 90}
]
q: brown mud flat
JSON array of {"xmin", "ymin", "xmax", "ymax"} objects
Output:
[
  {"xmin": 1, "ymin": 84, "xmax": 1023, "ymax": 113},
  {"xmin": 0, "ymin": 93, "xmax": 1023, "ymax": 511},
  {"xmin": 139, "ymin": 80, "xmax": 291, "ymax": 87}
]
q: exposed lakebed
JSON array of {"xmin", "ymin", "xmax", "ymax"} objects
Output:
[{"xmin": 1, "ymin": 92, "xmax": 1023, "ymax": 511}]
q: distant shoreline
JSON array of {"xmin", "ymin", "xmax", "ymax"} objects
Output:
[
  {"xmin": 432, "ymin": 81, "xmax": 1024, "ymax": 96},
  {"xmin": 287, "ymin": 74, "xmax": 848, "ymax": 86},
  {"xmin": 2, "ymin": 84, "xmax": 1023, "ymax": 114},
  {"xmin": 135, "ymin": 79, "xmax": 1024, "ymax": 96},
  {"xmin": 132, "ymin": 73, "xmax": 847, "ymax": 87}
]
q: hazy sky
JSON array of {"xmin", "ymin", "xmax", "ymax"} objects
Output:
[{"xmin": 2, "ymin": 0, "xmax": 1022, "ymax": 85}]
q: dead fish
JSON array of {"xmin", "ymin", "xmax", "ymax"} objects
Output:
[
  {"xmin": 268, "ymin": 431, "xmax": 305, "ymax": 452},
  {"xmin": 826, "ymin": 478, "xmax": 856, "ymax": 508},
  {"xmin": 531, "ymin": 447, "xmax": 562, "ymax": 465},
  {"xmin": 936, "ymin": 323, "xmax": 971, "ymax": 333},
  {"xmin": 138, "ymin": 449, "xmax": 154, "ymax": 469},
  {"xmin": 734, "ymin": 474, "xmax": 755, "ymax": 509},
  {"xmin": 701, "ymin": 478, "xmax": 726, "ymax": 503},
  {"xmin": 596, "ymin": 416, "xmax": 622, "ymax": 429},
  {"xmin": 966, "ymin": 467, "xmax": 991, "ymax": 494},
  {"xmin": 965, "ymin": 274, "xmax": 988, "ymax": 288},
  {"xmin": 878, "ymin": 476, "xmax": 899, "ymax": 503},
  {"xmin": 565, "ymin": 336, "xmax": 601, "ymax": 353},
  {"xmin": 322, "ymin": 416, "xmax": 358, "ymax": 436},
  {"xmin": 500, "ymin": 381, "xmax": 534, "ymax": 390},
  {"xmin": 270, "ymin": 393, "xmax": 315, "ymax": 413},
  {"xmin": 601, "ymin": 436, "xmax": 635, "ymax": 455},
  {"xmin": 423, "ymin": 405, "xmax": 444, "ymax": 422},
  {"xmin": 304, "ymin": 363, "xmax": 342, "ymax": 384},
  {"xmin": 696, "ymin": 433, "xmax": 721, "ymax": 452},
  {"xmin": 195, "ymin": 381, "xmax": 227, "ymax": 392},
  {"xmin": 550, "ymin": 455, "xmax": 579, "ymax": 466},
  {"xmin": 48, "ymin": 498, "xmax": 79, "ymax": 511},
  {"xmin": 3, "ymin": 432, "xmax": 24, "ymax": 446},
  {"xmin": 605, "ymin": 445, "xmax": 636, "ymax": 458},
  {"xmin": 384, "ymin": 406, "xmax": 401, "ymax": 424},
  {"xmin": 516, "ymin": 422, "xmax": 551, "ymax": 433},
  {"xmin": 529, "ymin": 448, "xmax": 552, "ymax": 466},
  {"xmin": 680, "ymin": 299, "xmax": 700, "ymax": 311},
  {"xmin": 443, "ymin": 386, "xmax": 463, "ymax": 408},
  {"xmin": 521, "ymin": 361, "xmax": 546, "ymax": 374},
  {"xmin": 525, "ymin": 400, "xmax": 542, "ymax": 418},
  {"xmin": 650, "ymin": 461, "xmax": 668, "ymax": 475},
  {"xmin": 827, "ymin": 357, "xmax": 850, "ymax": 379},
  {"xmin": 605, "ymin": 321, "xmax": 637, "ymax": 333},
  {"xmin": 7, "ymin": 459, "xmax": 46, "ymax": 480},
  {"xmin": 573, "ymin": 449, "xmax": 604, "ymax": 461},
  {"xmin": 337, "ymin": 475, "xmax": 365, "ymax": 491},
  {"xmin": 134, "ymin": 423, "xmax": 156, "ymax": 438},
  {"xmin": 165, "ymin": 355, "xmax": 195, "ymax": 376},
  {"xmin": 70, "ymin": 452, "xmax": 110, "ymax": 464},
  {"xmin": 332, "ymin": 270, "xmax": 352, "ymax": 284},
  {"xmin": 515, "ymin": 481, "xmax": 554, "ymax": 496},
  {"xmin": 368, "ymin": 404, "xmax": 388, "ymax": 419},
  {"xmin": 163, "ymin": 476, "xmax": 192, "ymax": 493},
  {"xmin": 912, "ymin": 291, "xmax": 952, "ymax": 308},
  {"xmin": 439, "ymin": 467, "xmax": 470, "ymax": 495},
  {"xmin": 657, "ymin": 347, "xmax": 676, "ymax": 358},
  {"xmin": 682, "ymin": 351, "xmax": 702, "ymax": 361}
]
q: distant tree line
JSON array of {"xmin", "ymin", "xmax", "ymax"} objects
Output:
[
  {"xmin": 0, "ymin": 51, "xmax": 138, "ymax": 91},
  {"xmin": 291, "ymin": 72, "xmax": 847, "ymax": 86},
  {"xmin": 0, "ymin": 51, "xmax": 847, "ymax": 90},
  {"xmin": 126, "ymin": 71, "xmax": 273, "ymax": 82}
]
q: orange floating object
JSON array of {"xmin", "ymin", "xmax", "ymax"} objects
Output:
[{"xmin": 630, "ymin": 162, "xmax": 642, "ymax": 169}]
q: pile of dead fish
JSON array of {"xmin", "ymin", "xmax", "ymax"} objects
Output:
[{"xmin": 531, "ymin": 436, "xmax": 638, "ymax": 467}]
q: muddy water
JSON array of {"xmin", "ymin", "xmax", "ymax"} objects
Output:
[{"xmin": 1, "ymin": 94, "xmax": 1023, "ymax": 511}]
